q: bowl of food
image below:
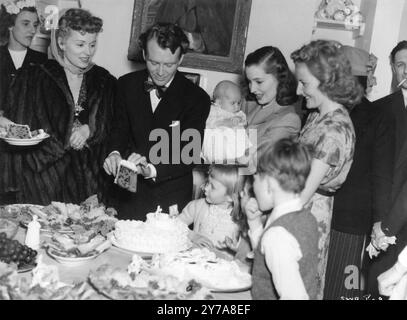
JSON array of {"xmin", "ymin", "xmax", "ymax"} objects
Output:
[{"xmin": 0, "ymin": 218, "xmax": 19, "ymax": 239}]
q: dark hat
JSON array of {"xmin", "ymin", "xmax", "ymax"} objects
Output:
[{"xmin": 341, "ymin": 45, "xmax": 377, "ymax": 76}]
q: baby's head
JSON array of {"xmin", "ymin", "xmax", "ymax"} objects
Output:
[
  {"xmin": 254, "ymin": 138, "xmax": 312, "ymax": 211},
  {"xmin": 213, "ymin": 80, "xmax": 242, "ymax": 113}
]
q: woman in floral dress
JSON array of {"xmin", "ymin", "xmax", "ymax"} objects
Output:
[{"xmin": 291, "ymin": 40, "xmax": 364, "ymax": 299}]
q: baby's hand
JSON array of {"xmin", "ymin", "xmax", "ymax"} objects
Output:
[{"xmin": 191, "ymin": 233, "xmax": 215, "ymax": 249}]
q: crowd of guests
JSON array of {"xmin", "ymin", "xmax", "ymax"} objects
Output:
[{"xmin": 1, "ymin": 2, "xmax": 407, "ymax": 300}]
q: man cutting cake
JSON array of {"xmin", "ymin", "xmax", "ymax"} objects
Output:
[{"xmin": 103, "ymin": 23, "xmax": 210, "ymax": 220}]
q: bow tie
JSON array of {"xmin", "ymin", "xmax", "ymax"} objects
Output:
[{"xmin": 144, "ymin": 80, "xmax": 167, "ymax": 99}]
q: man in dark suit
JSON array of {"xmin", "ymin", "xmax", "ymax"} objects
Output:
[
  {"xmin": 103, "ymin": 23, "xmax": 210, "ymax": 220},
  {"xmin": 324, "ymin": 46, "xmax": 395, "ymax": 299},
  {"xmin": 367, "ymin": 41, "xmax": 407, "ymax": 297}
]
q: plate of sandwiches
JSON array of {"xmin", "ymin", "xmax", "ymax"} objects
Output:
[{"xmin": 0, "ymin": 124, "xmax": 50, "ymax": 146}]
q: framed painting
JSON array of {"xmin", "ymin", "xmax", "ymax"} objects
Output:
[
  {"xmin": 179, "ymin": 71, "xmax": 200, "ymax": 86},
  {"xmin": 128, "ymin": 0, "xmax": 252, "ymax": 74}
]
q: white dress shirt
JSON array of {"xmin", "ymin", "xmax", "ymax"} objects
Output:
[
  {"xmin": 9, "ymin": 48, "xmax": 27, "ymax": 70},
  {"xmin": 402, "ymin": 89, "xmax": 407, "ymax": 108},
  {"xmin": 149, "ymin": 77, "xmax": 174, "ymax": 113},
  {"xmin": 109, "ymin": 77, "xmax": 176, "ymax": 179},
  {"xmin": 248, "ymin": 198, "xmax": 309, "ymax": 300}
]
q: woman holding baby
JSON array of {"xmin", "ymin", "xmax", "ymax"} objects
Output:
[
  {"xmin": 243, "ymin": 46, "xmax": 301, "ymax": 151},
  {"xmin": 0, "ymin": 8, "xmax": 116, "ymax": 205}
]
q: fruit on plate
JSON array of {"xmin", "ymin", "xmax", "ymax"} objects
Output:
[{"xmin": 0, "ymin": 232, "xmax": 37, "ymax": 268}]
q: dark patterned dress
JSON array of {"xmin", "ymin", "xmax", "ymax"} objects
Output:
[{"xmin": 299, "ymin": 107, "xmax": 355, "ymax": 299}]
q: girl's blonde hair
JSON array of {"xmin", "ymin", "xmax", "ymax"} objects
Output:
[{"xmin": 208, "ymin": 164, "xmax": 246, "ymax": 227}]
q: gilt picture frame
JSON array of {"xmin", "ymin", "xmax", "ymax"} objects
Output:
[{"xmin": 127, "ymin": 0, "xmax": 252, "ymax": 74}]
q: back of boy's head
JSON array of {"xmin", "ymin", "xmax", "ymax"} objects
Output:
[
  {"xmin": 257, "ymin": 138, "xmax": 312, "ymax": 194},
  {"xmin": 213, "ymin": 80, "xmax": 241, "ymax": 101}
]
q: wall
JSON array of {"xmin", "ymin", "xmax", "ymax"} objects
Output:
[
  {"xmin": 398, "ymin": 0, "xmax": 407, "ymax": 42},
  {"xmin": 81, "ymin": 0, "xmax": 135, "ymax": 78},
  {"xmin": 51, "ymin": 0, "xmax": 407, "ymax": 100},
  {"xmin": 80, "ymin": 0, "xmax": 318, "ymax": 95},
  {"xmin": 369, "ymin": 0, "xmax": 405, "ymax": 100}
]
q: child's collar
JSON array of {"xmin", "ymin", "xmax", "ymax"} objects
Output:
[{"xmin": 266, "ymin": 198, "xmax": 303, "ymax": 227}]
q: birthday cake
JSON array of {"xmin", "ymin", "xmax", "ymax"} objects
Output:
[
  {"xmin": 150, "ymin": 248, "xmax": 252, "ymax": 291},
  {"xmin": 113, "ymin": 208, "xmax": 190, "ymax": 254}
]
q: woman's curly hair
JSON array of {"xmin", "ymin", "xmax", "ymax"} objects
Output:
[
  {"xmin": 244, "ymin": 46, "xmax": 298, "ymax": 106},
  {"xmin": 291, "ymin": 40, "xmax": 363, "ymax": 110},
  {"xmin": 0, "ymin": 5, "xmax": 37, "ymax": 45},
  {"xmin": 56, "ymin": 8, "xmax": 103, "ymax": 40}
]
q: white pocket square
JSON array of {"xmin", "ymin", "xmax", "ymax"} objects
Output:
[{"xmin": 169, "ymin": 121, "xmax": 180, "ymax": 127}]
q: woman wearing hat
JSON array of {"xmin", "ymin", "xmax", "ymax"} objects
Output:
[{"xmin": 324, "ymin": 46, "xmax": 395, "ymax": 299}]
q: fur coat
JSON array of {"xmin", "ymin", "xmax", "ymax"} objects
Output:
[{"xmin": 0, "ymin": 59, "xmax": 116, "ymax": 205}]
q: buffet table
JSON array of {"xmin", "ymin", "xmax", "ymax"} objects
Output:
[{"xmin": 13, "ymin": 227, "xmax": 252, "ymax": 300}]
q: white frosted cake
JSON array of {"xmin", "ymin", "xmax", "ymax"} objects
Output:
[
  {"xmin": 151, "ymin": 248, "xmax": 252, "ymax": 290},
  {"xmin": 113, "ymin": 212, "xmax": 190, "ymax": 253}
]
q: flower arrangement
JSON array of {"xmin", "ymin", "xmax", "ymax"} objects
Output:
[{"xmin": 3, "ymin": 0, "xmax": 36, "ymax": 15}]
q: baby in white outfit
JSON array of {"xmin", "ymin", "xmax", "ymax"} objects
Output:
[{"xmin": 202, "ymin": 81, "xmax": 250, "ymax": 163}]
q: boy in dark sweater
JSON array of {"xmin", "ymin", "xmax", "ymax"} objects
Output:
[{"xmin": 248, "ymin": 138, "xmax": 319, "ymax": 299}]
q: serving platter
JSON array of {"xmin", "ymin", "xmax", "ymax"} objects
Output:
[
  {"xmin": 17, "ymin": 262, "xmax": 37, "ymax": 273},
  {"xmin": 109, "ymin": 235, "xmax": 154, "ymax": 258},
  {"xmin": 46, "ymin": 247, "xmax": 104, "ymax": 267},
  {"xmin": 109, "ymin": 234, "xmax": 192, "ymax": 258},
  {"xmin": 0, "ymin": 133, "xmax": 50, "ymax": 146},
  {"xmin": 88, "ymin": 264, "xmax": 213, "ymax": 300}
]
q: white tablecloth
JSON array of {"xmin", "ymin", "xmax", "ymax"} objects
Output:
[{"xmin": 14, "ymin": 227, "xmax": 252, "ymax": 300}]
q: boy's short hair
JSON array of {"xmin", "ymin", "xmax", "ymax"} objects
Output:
[{"xmin": 257, "ymin": 138, "xmax": 312, "ymax": 194}]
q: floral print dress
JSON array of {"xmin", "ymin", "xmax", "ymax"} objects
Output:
[{"xmin": 299, "ymin": 107, "xmax": 355, "ymax": 300}]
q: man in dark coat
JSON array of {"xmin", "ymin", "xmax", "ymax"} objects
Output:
[
  {"xmin": 367, "ymin": 41, "xmax": 407, "ymax": 297},
  {"xmin": 324, "ymin": 46, "xmax": 395, "ymax": 299},
  {"xmin": 103, "ymin": 23, "xmax": 211, "ymax": 220}
]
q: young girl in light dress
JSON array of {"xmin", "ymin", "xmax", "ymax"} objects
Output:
[{"xmin": 177, "ymin": 164, "xmax": 246, "ymax": 257}]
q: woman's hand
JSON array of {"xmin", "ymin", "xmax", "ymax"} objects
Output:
[
  {"xmin": 70, "ymin": 124, "xmax": 90, "ymax": 150},
  {"xmin": 0, "ymin": 116, "xmax": 14, "ymax": 129}
]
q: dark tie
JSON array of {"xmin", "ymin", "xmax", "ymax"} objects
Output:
[{"xmin": 144, "ymin": 80, "xmax": 167, "ymax": 99}]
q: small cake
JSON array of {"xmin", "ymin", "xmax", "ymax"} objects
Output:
[
  {"xmin": 152, "ymin": 248, "xmax": 252, "ymax": 290},
  {"xmin": 6, "ymin": 124, "xmax": 31, "ymax": 139},
  {"xmin": 114, "ymin": 160, "xmax": 138, "ymax": 193},
  {"xmin": 113, "ymin": 209, "xmax": 190, "ymax": 253}
]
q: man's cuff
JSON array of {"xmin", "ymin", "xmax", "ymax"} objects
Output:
[
  {"xmin": 108, "ymin": 150, "xmax": 121, "ymax": 158},
  {"xmin": 144, "ymin": 163, "xmax": 157, "ymax": 180},
  {"xmin": 398, "ymin": 247, "xmax": 407, "ymax": 268}
]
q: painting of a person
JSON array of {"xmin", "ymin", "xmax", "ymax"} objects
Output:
[{"xmin": 154, "ymin": 0, "xmax": 236, "ymax": 56}]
